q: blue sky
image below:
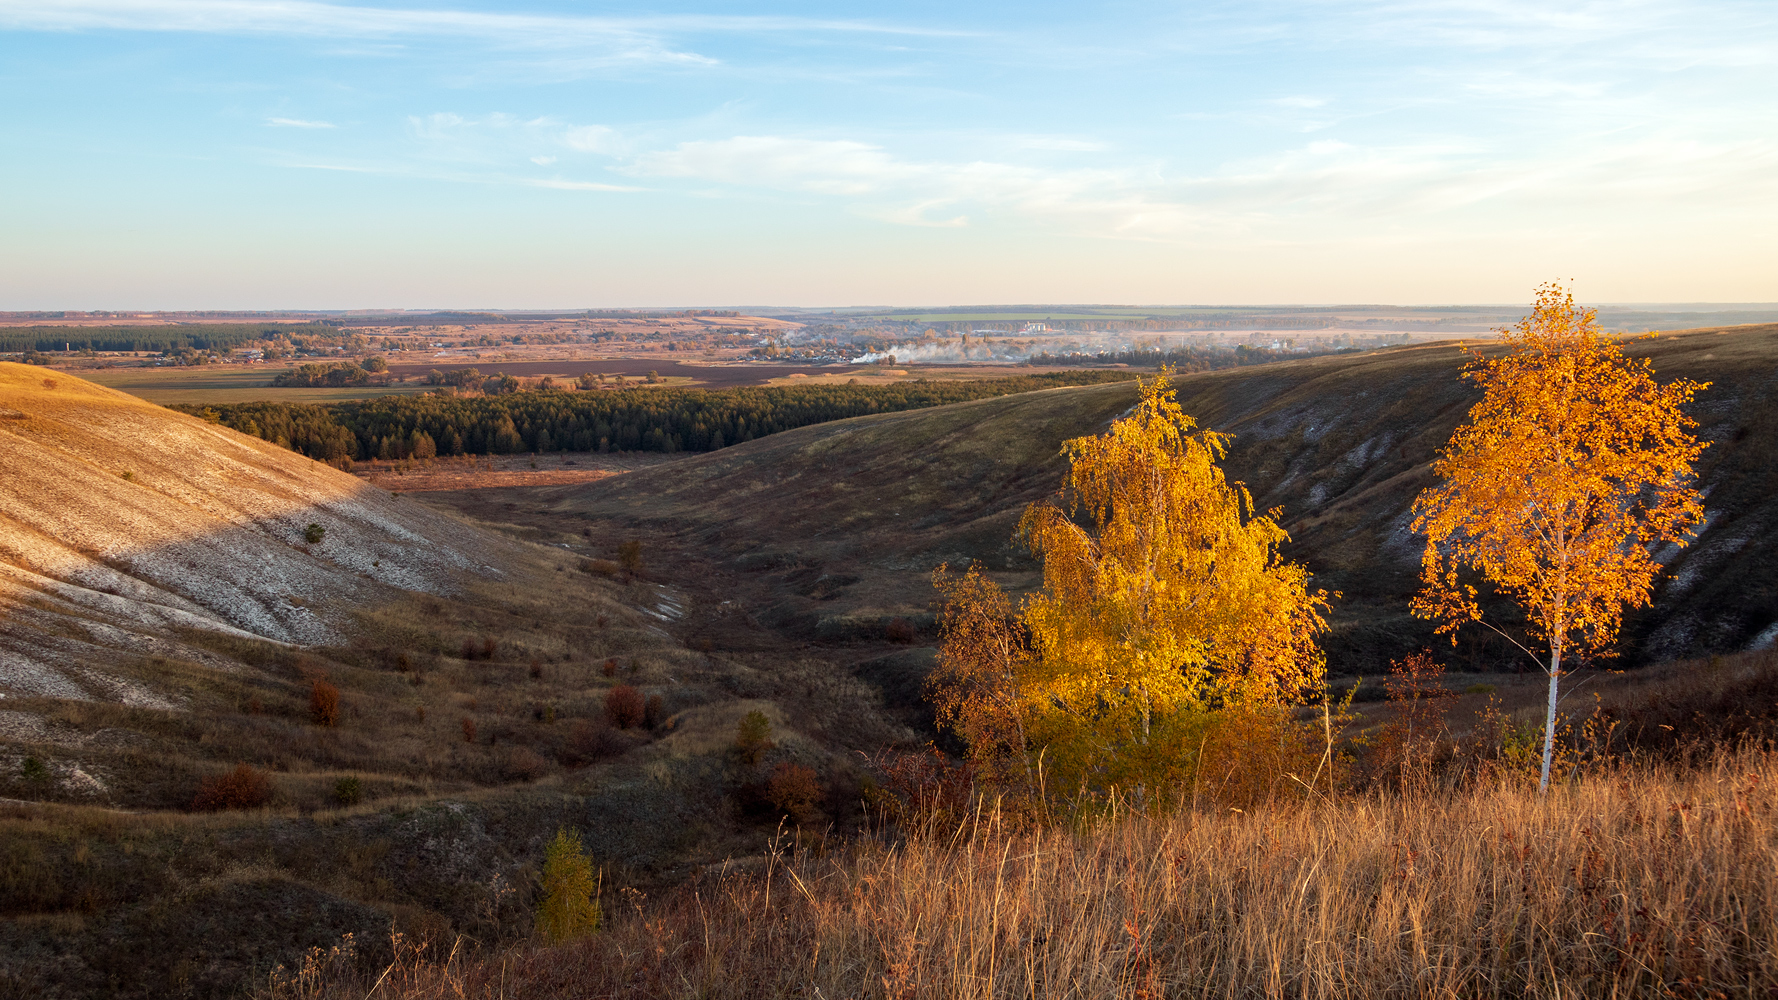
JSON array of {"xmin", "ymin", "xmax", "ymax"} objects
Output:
[{"xmin": 2, "ymin": 1, "xmax": 1775, "ymax": 308}]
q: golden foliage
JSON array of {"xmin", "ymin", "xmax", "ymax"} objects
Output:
[
  {"xmin": 931, "ymin": 370, "xmax": 1331, "ymax": 804},
  {"xmin": 1414, "ymin": 283, "xmax": 1707, "ymax": 655},
  {"xmin": 536, "ymin": 827, "xmax": 601, "ymax": 943},
  {"xmin": 1413, "ymin": 282, "xmax": 1708, "ymax": 788}
]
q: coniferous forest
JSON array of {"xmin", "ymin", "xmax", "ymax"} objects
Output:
[{"xmin": 173, "ymin": 370, "xmax": 1140, "ymax": 462}]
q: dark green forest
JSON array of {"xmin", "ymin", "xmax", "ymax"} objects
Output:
[
  {"xmin": 0, "ymin": 323, "xmax": 342, "ymax": 354},
  {"xmin": 173, "ymin": 371, "xmax": 1141, "ymax": 462}
]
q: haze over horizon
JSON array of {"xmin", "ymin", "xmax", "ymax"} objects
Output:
[{"xmin": 2, "ymin": 0, "xmax": 1774, "ymax": 309}]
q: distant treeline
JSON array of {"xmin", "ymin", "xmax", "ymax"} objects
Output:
[
  {"xmin": 0, "ymin": 324, "xmax": 341, "ymax": 354},
  {"xmin": 173, "ymin": 371, "xmax": 1141, "ymax": 463}
]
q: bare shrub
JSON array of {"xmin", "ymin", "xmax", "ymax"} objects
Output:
[
  {"xmin": 868, "ymin": 743, "xmax": 974, "ymax": 832},
  {"xmin": 606, "ymin": 685, "xmax": 645, "ymax": 729},
  {"xmin": 1368, "ymin": 649, "xmax": 1458, "ymax": 789},
  {"xmin": 309, "ymin": 679, "xmax": 340, "ymax": 726},
  {"xmin": 191, "ymin": 763, "xmax": 272, "ymax": 811},
  {"xmin": 644, "ymin": 694, "xmax": 666, "ymax": 729}
]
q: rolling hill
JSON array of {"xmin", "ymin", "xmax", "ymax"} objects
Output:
[
  {"xmin": 530, "ymin": 323, "xmax": 1778, "ymax": 677},
  {"xmin": 0, "ymin": 361, "xmax": 527, "ymax": 707}
]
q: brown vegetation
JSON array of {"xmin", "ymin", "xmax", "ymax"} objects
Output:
[
  {"xmin": 264, "ymin": 740, "xmax": 1778, "ymax": 999},
  {"xmin": 308, "ymin": 678, "xmax": 340, "ymax": 726},
  {"xmin": 191, "ymin": 763, "xmax": 272, "ymax": 812},
  {"xmin": 605, "ymin": 685, "xmax": 645, "ymax": 729}
]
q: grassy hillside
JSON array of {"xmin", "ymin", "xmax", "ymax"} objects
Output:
[
  {"xmin": 0, "ymin": 365, "xmax": 914, "ymax": 998},
  {"xmin": 263, "ymin": 718, "xmax": 1778, "ymax": 999},
  {"xmin": 534, "ymin": 323, "xmax": 1778, "ymax": 680}
]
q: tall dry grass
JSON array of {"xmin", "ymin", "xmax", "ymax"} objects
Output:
[{"xmin": 268, "ymin": 744, "xmax": 1778, "ymax": 999}]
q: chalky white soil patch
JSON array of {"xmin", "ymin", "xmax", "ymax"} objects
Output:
[{"xmin": 0, "ymin": 362, "xmax": 527, "ymax": 708}]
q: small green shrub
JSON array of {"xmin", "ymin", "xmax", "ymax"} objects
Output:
[
  {"xmin": 20, "ymin": 756, "xmax": 50, "ymax": 786},
  {"xmin": 333, "ymin": 775, "xmax": 362, "ymax": 805},
  {"xmin": 735, "ymin": 710, "xmax": 773, "ymax": 766},
  {"xmin": 303, "ymin": 523, "xmax": 326, "ymax": 545},
  {"xmin": 1464, "ymin": 683, "xmax": 1498, "ymax": 695},
  {"xmin": 536, "ymin": 828, "xmax": 601, "ymax": 943},
  {"xmin": 617, "ymin": 539, "xmax": 643, "ymax": 578}
]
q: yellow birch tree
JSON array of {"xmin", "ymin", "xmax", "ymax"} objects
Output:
[
  {"xmin": 1413, "ymin": 283, "xmax": 1708, "ymax": 792},
  {"xmin": 931, "ymin": 370, "xmax": 1330, "ymax": 804}
]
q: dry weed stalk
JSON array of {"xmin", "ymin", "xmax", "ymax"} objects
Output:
[{"xmin": 265, "ymin": 743, "xmax": 1778, "ymax": 999}]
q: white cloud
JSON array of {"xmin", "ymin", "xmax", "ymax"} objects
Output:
[
  {"xmin": 529, "ymin": 155, "xmax": 556, "ymax": 166},
  {"xmin": 563, "ymin": 125, "xmax": 627, "ymax": 156},
  {"xmin": 527, "ymin": 178, "xmax": 641, "ymax": 192},
  {"xmin": 0, "ymin": 0, "xmax": 965, "ymax": 71},
  {"xmin": 266, "ymin": 116, "xmax": 335, "ymax": 128}
]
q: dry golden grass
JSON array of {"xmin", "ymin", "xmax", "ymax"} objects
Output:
[{"xmin": 266, "ymin": 743, "xmax": 1778, "ymax": 999}]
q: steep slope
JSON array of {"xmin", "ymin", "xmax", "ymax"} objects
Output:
[
  {"xmin": 537, "ymin": 324, "xmax": 1778, "ymax": 674},
  {"xmin": 0, "ymin": 362, "xmax": 523, "ymax": 704}
]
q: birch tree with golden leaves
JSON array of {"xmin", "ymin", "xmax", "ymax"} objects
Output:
[
  {"xmin": 931, "ymin": 370, "xmax": 1330, "ymax": 804},
  {"xmin": 1414, "ymin": 283, "xmax": 1708, "ymax": 792},
  {"xmin": 928, "ymin": 562, "xmax": 1032, "ymax": 795}
]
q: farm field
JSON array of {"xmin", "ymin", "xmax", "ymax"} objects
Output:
[{"xmin": 74, "ymin": 364, "xmax": 438, "ymax": 404}]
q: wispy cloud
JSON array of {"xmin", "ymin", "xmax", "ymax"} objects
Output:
[
  {"xmin": 0, "ymin": 0, "xmax": 966, "ymax": 73},
  {"xmin": 266, "ymin": 116, "xmax": 335, "ymax": 128}
]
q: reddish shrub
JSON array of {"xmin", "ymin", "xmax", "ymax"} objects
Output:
[
  {"xmin": 461, "ymin": 716, "xmax": 477, "ymax": 743},
  {"xmin": 606, "ymin": 685, "xmax": 646, "ymax": 729},
  {"xmin": 885, "ymin": 617, "xmax": 917, "ymax": 643},
  {"xmin": 561, "ymin": 719, "xmax": 633, "ymax": 766},
  {"xmin": 870, "ymin": 744, "xmax": 975, "ymax": 832},
  {"xmin": 191, "ymin": 763, "xmax": 272, "ymax": 811},
  {"xmin": 767, "ymin": 762, "xmax": 823, "ymax": 824},
  {"xmin": 309, "ymin": 679, "xmax": 340, "ymax": 726},
  {"xmin": 602, "ymin": 658, "xmax": 618, "ymax": 678}
]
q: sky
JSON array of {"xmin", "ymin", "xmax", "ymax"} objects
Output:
[{"xmin": 1, "ymin": 0, "xmax": 1775, "ymax": 309}]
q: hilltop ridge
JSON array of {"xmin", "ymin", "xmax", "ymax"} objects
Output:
[
  {"xmin": 527, "ymin": 323, "xmax": 1778, "ymax": 674},
  {"xmin": 0, "ymin": 362, "xmax": 525, "ymax": 705}
]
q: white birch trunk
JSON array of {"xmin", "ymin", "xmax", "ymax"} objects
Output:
[{"xmin": 1539, "ymin": 644, "xmax": 1561, "ymax": 793}]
